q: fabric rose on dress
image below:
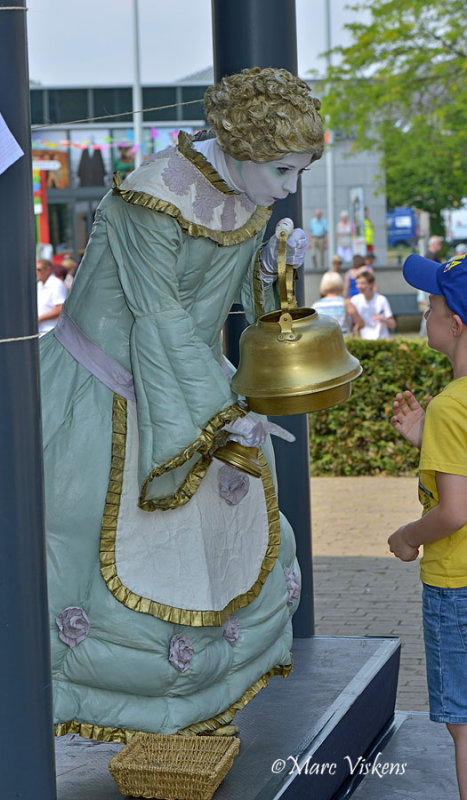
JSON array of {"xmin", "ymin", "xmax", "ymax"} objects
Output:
[
  {"xmin": 169, "ymin": 634, "xmax": 194, "ymax": 672},
  {"xmin": 223, "ymin": 615, "xmax": 240, "ymax": 647},
  {"xmin": 218, "ymin": 464, "xmax": 250, "ymax": 506},
  {"xmin": 55, "ymin": 607, "xmax": 90, "ymax": 648},
  {"xmin": 284, "ymin": 567, "xmax": 300, "ymax": 606}
]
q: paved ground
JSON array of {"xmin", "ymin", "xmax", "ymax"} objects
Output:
[{"xmin": 310, "ymin": 476, "xmax": 429, "ymax": 712}]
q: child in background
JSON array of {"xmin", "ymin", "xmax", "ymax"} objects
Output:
[
  {"xmin": 313, "ymin": 271, "xmax": 361, "ymax": 334},
  {"xmin": 389, "ymin": 252, "xmax": 467, "ymax": 800},
  {"xmin": 343, "ymin": 254, "xmax": 365, "ymax": 299},
  {"xmin": 348, "ymin": 270, "xmax": 395, "ymax": 340}
]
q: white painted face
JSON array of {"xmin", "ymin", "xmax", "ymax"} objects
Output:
[{"xmin": 227, "ymin": 152, "xmax": 313, "ymax": 207}]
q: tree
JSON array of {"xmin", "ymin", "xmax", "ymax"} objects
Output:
[{"xmin": 319, "ymin": 0, "xmax": 467, "ymax": 225}]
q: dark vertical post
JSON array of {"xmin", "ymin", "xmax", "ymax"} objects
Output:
[
  {"xmin": 0, "ymin": 2, "xmax": 57, "ymax": 797},
  {"xmin": 212, "ymin": 0, "xmax": 314, "ymax": 635}
]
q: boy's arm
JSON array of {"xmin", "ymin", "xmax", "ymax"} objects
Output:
[{"xmin": 388, "ymin": 472, "xmax": 467, "ymax": 561}]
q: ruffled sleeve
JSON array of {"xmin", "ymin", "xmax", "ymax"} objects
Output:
[{"xmin": 104, "ymin": 199, "xmax": 246, "ymax": 509}]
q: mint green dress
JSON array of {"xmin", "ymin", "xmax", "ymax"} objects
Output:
[{"xmin": 41, "ymin": 133, "xmax": 300, "ymax": 741}]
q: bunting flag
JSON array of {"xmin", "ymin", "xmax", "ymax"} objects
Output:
[{"xmin": 31, "ymin": 128, "xmax": 186, "ymax": 151}]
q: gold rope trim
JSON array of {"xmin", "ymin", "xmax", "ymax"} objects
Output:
[
  {"xmin": 54, "ymin": 661, "xmax": 292, "ymax": 743},
  {"xmin": 253, "ymin": 247, "xmax": 266, "ymax": 320},
  {"xmin": 113, "ymin": 179, "xmax": 271, "ymax": 247},
  {"xmin": 138, "ymin": 402, "xmax": 246, "ymax": 510},
  {"xmin": 100, "ymin": 395, "xmax": 281, "ymax": 626},
  {"xmin": 177, "ymin": 131, "xmax": 234, "ymax": 195},
  {"xmin": 138, "ymin": 403, "xmax": 246, "ymax": 509}
]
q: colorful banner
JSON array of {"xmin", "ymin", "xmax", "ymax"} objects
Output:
[{"xmin": 33, "ymin": 168, "xmax": 50, "ymax": 244}]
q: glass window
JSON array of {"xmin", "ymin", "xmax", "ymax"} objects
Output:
[
  {"xmin": 142, "ymin": 87, "xmax": 178, "ymax": 122},
  {"xmin": 181, "ymin": 86, "xmax": 207, "ymax": 122},
  {"xmin": 48, "ymin": 203, "xmax": 74, "ymax": 253},
  {"xmin": 30, "ymin": 90, "xmax": 44, "ymax": 125},
  {"xmin": 93, "ymin": 88, "xmax": 132, "ymax": 124},
  {"xmin": 48, "ymin": 90, "xmax": 88, "ymax": 125}
]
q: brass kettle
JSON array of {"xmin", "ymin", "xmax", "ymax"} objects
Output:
[{"xmin": 231, "ymin": 220, "xmax": 362, "ymax": 415}]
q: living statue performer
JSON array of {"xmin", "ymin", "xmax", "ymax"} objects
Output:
[{"xmin": 40, "ymin": 67, "xmax": 324, "ymax": 741}]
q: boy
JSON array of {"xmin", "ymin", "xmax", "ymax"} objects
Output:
[
  {"xmin": 389, "ymin": 252, "xmax": 467, "ymax": 799},
  {"xmin": 348, "ymin": 270, "xmax": 396, "ymax": 339}
]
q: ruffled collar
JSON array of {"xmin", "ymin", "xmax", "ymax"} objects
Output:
[{"xmin": 113, "ymin": 133, "xmax": 272, "ymax": 246}]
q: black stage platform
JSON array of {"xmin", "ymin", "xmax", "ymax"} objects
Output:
[{"xmin": 55, "ymin": 636, "xmax": 400, "ymax": 800}]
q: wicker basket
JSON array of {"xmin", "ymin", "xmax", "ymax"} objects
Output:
[{"xmin": 108, "ymin": 733, "xmax": 240, "ymax": 800}]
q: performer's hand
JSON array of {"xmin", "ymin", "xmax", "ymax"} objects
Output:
[
  {"xmin": 223, "ymin": 413, "xmax": 295, "ymax": 448},
  {"xmin": 260, "ymin": 219, "xmax": 307, "ymax": 283}
]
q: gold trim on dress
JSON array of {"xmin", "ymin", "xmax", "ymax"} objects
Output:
[
  {"xmin": 253, "ymin": 247, "xmax": 267, "ymax": 320},
  {"xmin": 100, "ymin": 394, "xmax": 281, "ymax": 627},
  {"xmin": 177, "ymin": 131, "xmax": 235, "ymax": 195},
  {"xmin": 54, "ymin": 661, "xmax": 292, "ymax": 743}
]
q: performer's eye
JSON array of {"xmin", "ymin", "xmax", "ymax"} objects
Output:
[{"xmin": 276, "ymin": 167, "xmax": 289, "ymax": 175}]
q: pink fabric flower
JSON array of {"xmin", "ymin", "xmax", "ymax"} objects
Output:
[
  {"xmin": 55, "ymin": 607, "xmax": 90, "ymax": 648},
  {"xmin": 223, "ymin": 615, "xmax": 240, "ymax": 646},
  {"xmin": 169, "ymin": 634, "xmax": 194, "ymax": 672},
  {"xmin": 284, "ymin": 567, "xmax": 300, "ymax": 606},
  {"xmin": 218, "ymin": 464, "xmax": 249, "ymax": 505}
]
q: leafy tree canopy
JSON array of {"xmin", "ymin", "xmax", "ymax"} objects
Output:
[{"xmin": 318, "ymin": 0, "xmax": 467, "ymax": 219}]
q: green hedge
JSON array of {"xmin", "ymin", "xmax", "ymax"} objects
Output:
[{"xmin": 308, "ymin": 337, "xmax": 452, "ymax": 476}]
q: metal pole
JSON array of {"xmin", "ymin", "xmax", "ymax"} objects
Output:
[
  {"xmin": 324, "ymin": 0, "xmax": 335, "ymax": 262},
  {"xmin": 212, "ymin": 0, "xmax": 314, "ymax": 635},
  {"xmin": 132, "ymin": 0, "xmax": 143, "ymax": 168},
  {"xmin": 0, "ymin": 2, "xmax": 57, "ymax": 797}
]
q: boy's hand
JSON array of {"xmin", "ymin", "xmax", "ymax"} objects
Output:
[
  {"xmin": 390, "ymin": 390, "xmax": 431, "ymax": 449},
  {"xmin": 388, "ymin": 525, "xmax": 420, "ymax": 561}
]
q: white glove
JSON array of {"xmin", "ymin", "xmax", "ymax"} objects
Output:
[
  {"xmin": 223, "ymin": 413, "xmax": 295, "ymax": 448},
  {"xmin": 260, "ymin": 219, "xmax": 307, "ymax": 285}
]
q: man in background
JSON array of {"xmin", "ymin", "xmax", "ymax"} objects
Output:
[
  {"xmin": 418, "ymin": 236, "xmax": 444, "ymax": 334},
  {"xmin": 364, "ymin": 207, "xmax": 374, "ymax": 255},
  {"xmin": 424, "ymin": 235, "xmax": 443, "ymax": 263},
  {"xmin": 37, "ymin": 258, "xmax": 67, "ymax": 335},
  {"xmin": 308, "ymin": 208, "xmax": 328, "ymax": 269}
]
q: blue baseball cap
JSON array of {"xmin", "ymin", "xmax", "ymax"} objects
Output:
[{"xmin": 403, "ymin": 253, "xmax": 467, "ymax": 324}]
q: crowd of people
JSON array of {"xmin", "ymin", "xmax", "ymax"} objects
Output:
[
  {"xmin": 307, "ymin": 220, "xmax": 467, "ymax": 341},
  {"xmin": 36, "ymin": 255, "xmax": 78, "ymax": 335},
  {"xmin": 311, "ymin": 252, "xmax": 395, "ymax": 340},
  {"xmin": 307, "ymin": 206, "xmax": 374, "ymax": 269}
]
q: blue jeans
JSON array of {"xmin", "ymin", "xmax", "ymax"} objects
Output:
[{"xmin": 423, "ymin": 583, "xmax": 467, "ymax": 724}]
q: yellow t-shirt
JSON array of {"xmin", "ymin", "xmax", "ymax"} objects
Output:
[{"xmin": 418, "ymin": 376, "xmax": 467, "ymax": 588}]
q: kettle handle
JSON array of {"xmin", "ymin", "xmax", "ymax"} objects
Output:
[{"xmin": 276, "ymin": 228, "xmax": 297, "ymax": 313}]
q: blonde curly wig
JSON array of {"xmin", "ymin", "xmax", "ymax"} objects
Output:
[{"xmin": 204, "ymin": 67, "xmax": 324, "ymax": 163}]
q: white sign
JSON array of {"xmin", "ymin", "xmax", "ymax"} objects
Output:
[
  {"xmin": 33, "ymin": 159, "xmax": 61, "ymax": 171},
  {"xmin": 0, "ymin": 112, "xmax": 24, "ymax": 176}
]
